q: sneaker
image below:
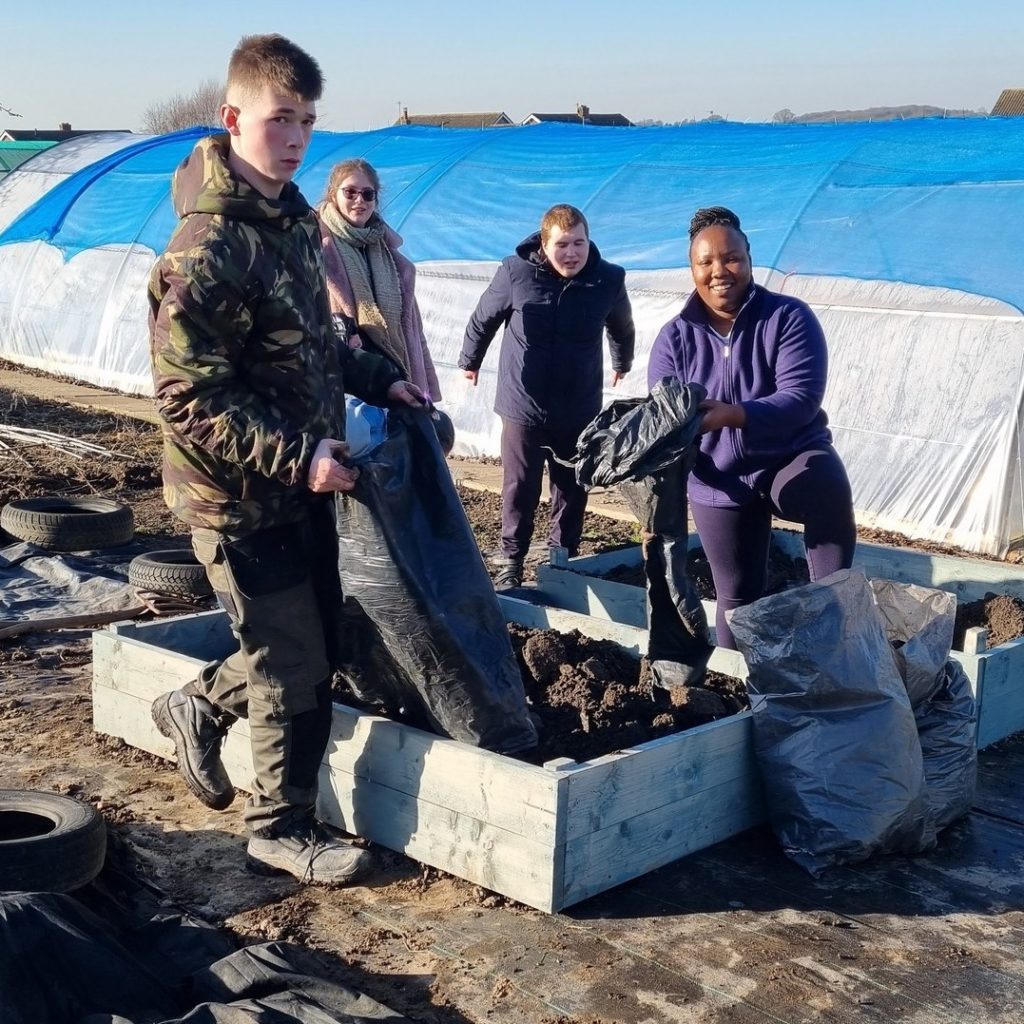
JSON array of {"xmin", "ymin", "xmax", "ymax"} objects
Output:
[
  {"xmin": 493, "ymin": 559, "xmax": 523, "ymax": 590},
  {"xmin": 246, "ymin": 819, "xmax": 374, "ymax": 885},
  {"xmin": 152, "ymin": 689, "xmax": 235, "ymax": 810}
]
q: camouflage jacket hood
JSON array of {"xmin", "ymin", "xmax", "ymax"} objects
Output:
[
  {"xmin": 149, "ymin": 134, "xmax": 400, "ymax": 535},
  {"xmin": 171, "ymin": 133, "xmax": 311, "ymax": 223}
]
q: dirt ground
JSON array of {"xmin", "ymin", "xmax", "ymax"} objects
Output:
[{"xmin": 7, "ymin": 380, "xmax": 1024, "ymax": 1023}]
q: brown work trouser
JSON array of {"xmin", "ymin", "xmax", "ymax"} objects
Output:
[{"xmin": 189, "ymin": 500, "xmax": 344, "ymax": 834}]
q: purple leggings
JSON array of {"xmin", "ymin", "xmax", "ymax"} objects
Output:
[{"xmin": 690, "ymin": 447, "xmax": 856, "ymax": 650}]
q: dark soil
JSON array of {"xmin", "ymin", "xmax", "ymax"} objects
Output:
[
  {"xmin": 954, "ymin": 593, "xmax": 1024, "ymax": 649},
  {"xmin": 508, "ymin": 624, "xmax": 746, "ymax": 763}
]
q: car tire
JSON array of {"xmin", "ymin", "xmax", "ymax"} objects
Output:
[
  {"xmin": 0, "ymin": 790, "xmax": 107, "ymax": 893},
  {"xmin": 128, "ymin": 549, "xmax": 212, "ymax": 601},
  {"xmin": 0, "ymin": 497, "xmax": 134, "ymax": 551}
]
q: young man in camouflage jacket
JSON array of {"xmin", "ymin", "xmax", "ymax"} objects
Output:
[{"xmin": 148, "ymin": 34, "xmax": 425, "ymax": 886}]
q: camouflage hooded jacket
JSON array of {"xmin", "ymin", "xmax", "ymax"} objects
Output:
[{"xmin": 148, "ymin": 134, "xmax": 400, "ymax": 534}]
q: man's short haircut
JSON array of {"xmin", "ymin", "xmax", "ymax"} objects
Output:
[
  {"xmin": 226, "ymin": 34, "xmax": 323, "ymax": 103},
  {"xmin": 688, "ymin": 206, "xmax": 750, "ymax": 251},
  {"xmin": 540, "ymin": 204, "xmax": 589, "ymax": 246}
]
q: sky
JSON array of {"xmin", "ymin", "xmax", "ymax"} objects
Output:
[{"xmin": 2, "ymin": 0, "xmax": 1022, "ymax": 134}]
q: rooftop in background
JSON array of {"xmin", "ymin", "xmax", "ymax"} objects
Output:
[
  {"xmin": 0, "ymin": 139, "xmax": 54, "ymax": 174},
  {"xmin": 522, "ymin": 104, "xmax": 633, "ymax": 127},
  {"xmin": 0, "ymin": 128, "xmax": 132, "ymax": 142},
  {"xmin": 395, "ymin": 108, "xmax": 514, "ymax": 128},
  {"xmin": 991, "ymin": 89, "xmax": 1024, "ymax": 116}
]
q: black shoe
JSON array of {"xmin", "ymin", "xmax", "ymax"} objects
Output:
[
  {"xmin": 246, "ymin": 819, "xmax": 374, "ymax": 885},
  {"xmin": 152, "ymin": 689, "xmax": 235, "ymax": 810},
  {"xmin": 494, "ymin": 559, "xmax": 523, "ymax": 590}
]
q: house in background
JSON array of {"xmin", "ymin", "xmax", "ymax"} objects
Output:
[
  {"xmin": 395, "ymin": 108, "xmax": 514, "ymax": 128},
  {"xmin": 521, "ymin": 104, "xmax": 633, "ymax": 127},
  {"xmin": 1, "ymin": 123, "xmax": 131, "ymax": 142},
  {"xmin": 991, "ymin": 89, "xmax": 1024, "ymax": 116}
]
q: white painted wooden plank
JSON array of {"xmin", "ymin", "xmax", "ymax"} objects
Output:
[
  {"xmin": 558, "ymin": 777, "xmax": 766, "ymax": 909},
  {"xmin": 972, "ymin": 639, "xmax": 1024, "ymax": 749},
  {"xmin": 108, "ymin": 609, "xmax": 235, "ymax": 661},
  {"xmin": 498, "ymin": 594, "xmax": 647, "ymax": 652},
  {"xmin": 317, "ymin": 772, "xmax": 558, "ymax": 913},
  {"xmin": 562, "ymin": 711, "xmax": 763, "ymax": 841},
  {"xmin": 92, "ymin": 677, "xmax": 559, "ymax": 910},
  {"xmin": 92, "ymin": 630, "xmax": 562, "ymax": 841},
  {"xmin": 535, "ymin": 564, "xmax": 648, "ymax": 628}
]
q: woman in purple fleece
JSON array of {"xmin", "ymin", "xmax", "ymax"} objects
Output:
[{"xmin": 647, "ymin": 207, "xmax": 856, "ymax": 649}]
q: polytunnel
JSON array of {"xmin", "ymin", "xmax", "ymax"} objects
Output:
[{"xmin": 0, "ymin": 119, "xmax": 1022, "ymax": 555}]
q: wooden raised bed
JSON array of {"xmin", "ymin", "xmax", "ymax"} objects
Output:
[
  {"xmin": 92, "ymin": 597, "xmax": 758, "ymax": 913},
  {"xmin": 536, "ymin": 533, "xmax": 1024, "ymax": 749}
]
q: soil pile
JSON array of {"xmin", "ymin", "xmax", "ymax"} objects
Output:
[
  {"xmin": 509, "ymin": 624, "xmax": 746, "ymax": 764},
  {"xmin": 954, "ymin": 593, "xmax": 1024, "ymax": 649}
]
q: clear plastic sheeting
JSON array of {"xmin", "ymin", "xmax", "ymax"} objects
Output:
[{"xmin": 0, "ymin": 121, "xmax": 1022, "ymax": 554}]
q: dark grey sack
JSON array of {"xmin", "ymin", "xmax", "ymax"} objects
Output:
[
  {"xmin": 730, "ymin": 569, "xmax": 931, "ymax": 875},
  {"xmin": 575, "ymin": 378, "xmax": 712, "ymax": 686},
  {"xmin": 869, "ymin": 579, "xmax": 977, "ymax": 833}
]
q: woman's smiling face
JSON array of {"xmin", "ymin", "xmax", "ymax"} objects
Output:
[{"xmin": 689, "ymin": 224, "xmax": 752, "ymax": 319}]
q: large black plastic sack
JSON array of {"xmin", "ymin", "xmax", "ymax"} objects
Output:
[
  {"xmin": 575, "ymin": 377, "xmax": 712, "ymax": 686},
  {"xmin": 334, "ymin": 406, "xmax": 537, "ymax": 754},
  {"xmin": 573, "ymin": 378, "xmax": 707, "ymax": 488},
  {"xmin": 869, "ymin": 579, "xmax": 977, "ymax": 833},
  {"xmin": 730, "ymin": 569, "xmax": 931, "ymax": 875},
  {"xmin": 619, "ymin": 461, "xmax": 712, "ymax": 687}
]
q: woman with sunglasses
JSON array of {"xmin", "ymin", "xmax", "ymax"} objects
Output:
[
  {"xmin": 317, "ymin": 158, "xmax": 441, "ymax": 400},
  {"xmin": 647, "ymin": 206, "xmax": 856, "ymax": 650}
]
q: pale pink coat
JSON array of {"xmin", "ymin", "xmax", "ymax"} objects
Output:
[{"xmin": 318, "ymin": 216, "xmax": 441, "ymax": 402}]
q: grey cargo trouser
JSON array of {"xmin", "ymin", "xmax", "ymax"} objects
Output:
[{"xmin": 188, "ymin": 500, "xmax": 344, "ymax": 834}]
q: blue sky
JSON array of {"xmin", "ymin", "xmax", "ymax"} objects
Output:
[{"xmin": 3, "ymin": 0, "xmax": 1021, "ymax": 133}]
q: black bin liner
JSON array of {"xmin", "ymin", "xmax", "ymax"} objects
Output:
[
  {"xmin": 869, "ymin": 579, "xmax": 977, "ymax": 833},
  {"xmin": 334, "ymin": 407, "xmax": 537, "ymax": 754},
  {"xmin": 573, "ymin": 378, "xmax": 712, "ymax": 686},
  {"xmin": 730, "ymin": 569, "xmax": 931, "ymax": 875}
]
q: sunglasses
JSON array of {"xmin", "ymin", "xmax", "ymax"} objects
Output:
[{"xmin": 340, "ymin": 186, "xmax": 377, "ymax": 202}]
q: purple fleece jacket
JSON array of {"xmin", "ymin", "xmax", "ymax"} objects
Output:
[{"xmin": 647, "ymin": 284, "xmax": 833, "ymax": 507}]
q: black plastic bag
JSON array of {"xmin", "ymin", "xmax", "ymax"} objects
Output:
[
  {"xmin": 869, "ymin": 579, "xmax": 977, "ymax": 833},
  {"xmin": 730, "ymin": 569, "xmax": 931, "ymax": 875},
  {"xmin": 334, "ymin": 407, "xmax": 537, "ymax": 754},
  {"xmin": 618, "ymin": 461, "xmax": 713, "ymax": 687},
  {"xmin": 574, "ymin": 378, "xmax": 712, "ymax": 686},
  {"xmin": 573, "ymin": 378, "xmax": 707, "ymax": 488}
]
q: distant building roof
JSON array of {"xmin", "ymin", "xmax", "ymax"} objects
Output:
[
  {"xmin": 991, "ymin": 89, "xmax": 1024, "ymax": 116},
  {"xmin": 0, "ymin": 128, "xmax": 132, "ymax": 142},
  {"xmin": 522, "ymin": 104, "xmax": 633, "ymax": 128},
  {"xmin": 395, "ymin": 109, "xmax": 514, "ymax": 129}
]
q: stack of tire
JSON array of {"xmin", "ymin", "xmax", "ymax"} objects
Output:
[{"xmin": 1, "ymin": 496, "xmax": 211, "ymax": 603}]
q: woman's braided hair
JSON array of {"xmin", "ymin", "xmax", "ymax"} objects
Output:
[{"xmin": 688, "ymin": 206, "xmax": 750, "ymax": 251}]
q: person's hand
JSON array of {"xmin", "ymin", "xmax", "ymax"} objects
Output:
[
  {"xmin": 308, "ymin": 437, "xmax": 360, "ymax": 493},
  {"xmin": 386, "ymin": 380, "xmax": 427, "ymax": 408},
  {"xmin": 698, "ymin": 399, "xmax": 746, "ymax": 433},
  {"xmin": 611, "ymin": 370, "xmax": 627, "ymax": 387},
  {"xmin": 463, "ymin": 369, "xmax": 478, "ymax": 386},
  {"xmin": 348, "ymin": 332, "xmax": 363, "ymax": 350}
]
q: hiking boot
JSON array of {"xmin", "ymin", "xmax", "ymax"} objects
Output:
[
  {"xmin": 246, "ymin": 819, "xmax": 374, "ymax": 885},
  {"xmin": 493, "ymin": 559, "xmax": 524, "ymax": 590},
  {"xmin": 151, "ymin": 689, "xmax": 235, "ymax": 810}
]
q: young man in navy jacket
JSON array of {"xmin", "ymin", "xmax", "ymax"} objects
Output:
[{"xmin": 460, "ymin": 204, "xmax": 634, "ymax": 587}]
